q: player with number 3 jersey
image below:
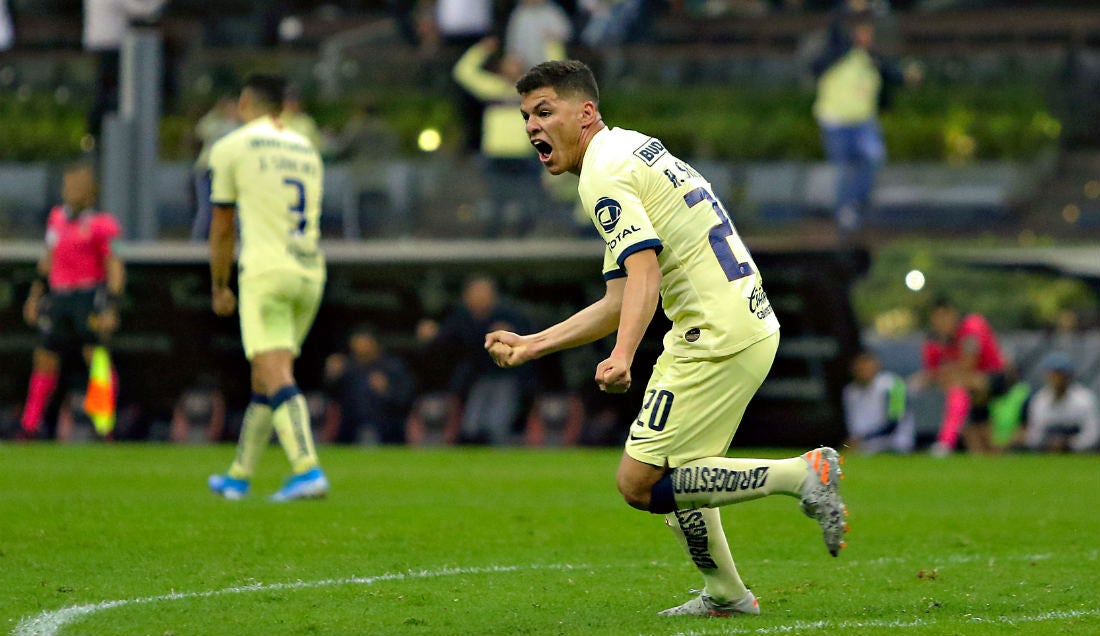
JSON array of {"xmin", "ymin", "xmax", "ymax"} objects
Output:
[
  {"xmin": 207, "ymin": 74, "xmax": 328, "ymax": 502},
  {"xmin": 485, "ymin": 60, "xmax": 848, "ymax": 618}
]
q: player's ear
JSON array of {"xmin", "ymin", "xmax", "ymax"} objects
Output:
[{"xmin": 579, "ymin": 100, "xmax": 598, "ymax": 126}]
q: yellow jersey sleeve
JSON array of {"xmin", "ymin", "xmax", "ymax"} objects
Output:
[
  {"xmin": 581, "ymin": 148, "xmax": 662, "ymax": 281},
  {"xmin": 208, "ymin": 134, "xmax": 240, "ymax": 206}
]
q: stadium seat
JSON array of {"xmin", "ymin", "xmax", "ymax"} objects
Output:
[
  {"xmin": 523, "ymin": 393, "xmax": 584, "ymax": 447},
  {"xmin": 405, "ymin": 392, "xmax": 462, "ymax": 446}
]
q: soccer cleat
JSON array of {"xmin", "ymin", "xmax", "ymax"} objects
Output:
[
  {"xmin": 270, "ymin": 467, "xmax": 329, "ymax": 502},
  {"xmin": 208, "ymin": 474, "xmax": 249, "ymax": 500},
  {"xmin": 800, "ymin": 447, "xmax": 848, "ymax": 557},
  {"xmin": 658, "ymin": 590, "xmax": 760, "ymax": 617}
]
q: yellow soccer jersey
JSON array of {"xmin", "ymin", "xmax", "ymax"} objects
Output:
[
  {"xmin": 209, "ymin": 115, "xmax": 325, "ymax": 281},
  {"xmin": 578, "ymin": 127, "xmax": 779, "ymax": 358}
]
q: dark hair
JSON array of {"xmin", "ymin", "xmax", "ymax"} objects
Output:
[
  {"xmin": 242, "ymin": 73, "xmax": 287, "ymax": 111},
  {"xmin": 349, "ymin": 323, "xmax": 378, "ymax": 340},
  {"xmin": 929, "ymin": 294, "xmax": 955, "ymax": 311},
  {"xmin": 515, "ymin": 60, "xmax": 599, "ymax": 104}
]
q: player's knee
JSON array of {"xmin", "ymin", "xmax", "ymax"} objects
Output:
[
  {"xmin": 616, "ymin": 476, "xmax": 651, "ymax": 511},
  {"xmin": 33, "ymin": 348, "xmax": 60, "ymax": 372}
]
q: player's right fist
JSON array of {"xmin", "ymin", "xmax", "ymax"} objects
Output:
[
  {"xmin": 484, "ymin": 330, "xmax": 530, "ymax": 368},
  {"xmin": 23, "ymin": 296, "xmax": 39, "ymax": 326}
]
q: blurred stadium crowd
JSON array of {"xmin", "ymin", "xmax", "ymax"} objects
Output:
[{"xmin": 1, "ymin": 0, "xmax": 1098, "ymax": 453}]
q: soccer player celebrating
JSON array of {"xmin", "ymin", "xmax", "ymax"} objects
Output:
[
  {"xmin": 20, "ymin": 161, "xmax": 124, "ymax": 440},
  {"xmin": 206, "ymin": 74, "xmax": 328, "ymax": 502},
  {"xmin": 485, "ymin": 61, "xmax": 848, "ymax": 617}
]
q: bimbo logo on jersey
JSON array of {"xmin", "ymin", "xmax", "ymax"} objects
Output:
[
  {"xmin": 633, "ymin": 138, "xmax": 667, "ymax": 166},
  {"xmin": 595, "ymin": 197, "xmax": 622, "ymax": 233}
]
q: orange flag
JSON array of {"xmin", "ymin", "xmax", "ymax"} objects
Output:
[{"xmin": 84, "ymin": 346, "xmax": 116, "ymax": 436}]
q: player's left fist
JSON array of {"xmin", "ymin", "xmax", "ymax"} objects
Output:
[
  {"xmin": 212, "ymin": 286, "xmax": 237, "ymax": 317},
  {"xmin": 91, "ymin": 307, "xmax": 119, "ymax": 335},
  {"xmin": 595, "ymin": 356, "xmax": 631, "ymax": 393}
]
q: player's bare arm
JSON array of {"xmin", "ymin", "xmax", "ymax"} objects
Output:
[
  {"xmin": 485, "ymin": 277, "xmax": 626, "ymax": 368},
  {"xmin": 23, "ymin": 249, "xmax": 52, "ymax": 326},
  {"xmin": 597, "ymin": 248, "xmax": 661, "ymax": 394},
  {"xmin": 209, "ymin": 203, "xmax": 238, "ymax": 316},
  {"xmin": 91, "ymin": 254, "xmax": 126, "ymax": 336}
]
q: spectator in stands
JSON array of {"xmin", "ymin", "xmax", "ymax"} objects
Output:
[
  {"xmin": 416, "ymin": 274, "xmax": 535, "ymax": 444},
  {"xmin": 324, "ymin": 98, "xmax": 405, "ymax": 236},
  {"xmin": 810, "ymin": 7, "xmax": 909, "ymax": 238},
  {"xmin": 986, "ymin": 364, "xmax": 1032, "ymax": 451},
  {"xmin": 505, "ymin": 0, "xmax": 572, "ymax": 70},
  {"xmin": 279, "ymin": 85, "xmax": 322, "ymax": 151},
  {"xmin": 578, "ymin": 0, "xmax": 647, "ymax": 47},
  {"xmin": 453, "ymin": 37, "xmax": 551, "ymax": 236},
  {"xmin": 842, "ymin": 349, "xmax": 915, "ymax": 454},
  {"xmin": 19, "ymin": 161, "xmax": 125, "ymax": 440},
  {"xmin": 435, "ymin": 0, "xmax": 496, "ymax": 152},
  {"xmin": 914, "ymin": 297, "xmax": 1007, "ymax": 456},
  {"xmin": 190, "ymin": 96, "xmax": 240, "ymax": 241},
  {"xmin": 1025, "ymin": 352, "xmax": 1100, "ymax": 453},
  {"xmin": 323, "ymin": 324, "xmax": 415, "ymax": 445},
  {"xmin": 83, "ymin": 0, "xmax": 167, "ymax": 142}
]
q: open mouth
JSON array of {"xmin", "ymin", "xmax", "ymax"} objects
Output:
[{"xmin": 532, "ymin": 139, "xmax": 553, "ymax": 162}]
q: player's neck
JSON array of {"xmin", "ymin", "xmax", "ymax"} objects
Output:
[
  {"xmin": 243, "ymin": 109, "xmax": 278, "ymax": 125},
  {"xmin": 573, "ymin": 118, "xmax": 606, "ymax": 175}
]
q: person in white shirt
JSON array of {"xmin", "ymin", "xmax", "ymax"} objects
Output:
[
  {"xmin": 1026, "ymin": 352, "xmax": 1100, "ymax": 453},
  {"xmin": 505, "ymin": 0, "xmax": 571, "ymax": 70},
  {"xmin": 842, "ymin": 349, "xmax": 915, "ymax": 454}
]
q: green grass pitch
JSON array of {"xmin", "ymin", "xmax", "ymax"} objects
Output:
[{"xmin": 1, "ymin": 444, "xmax": 1098, "ymax": 635}]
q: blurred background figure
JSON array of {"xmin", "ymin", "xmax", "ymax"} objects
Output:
[
  {"xmin": 19, "ymin": 162, "xmax": 124, "ymax": 441},
  {"xmin": 324, "ymin": 98, "xmax": 407, "ymax": 236},
  {"xmin": 279, "ymin": 85, "xmax": 322, "ymax": 151},
  {"xmin": 190, "ymin": 95, "xmax": 240, "ymax": 241},
  {"xmin": 435, "ymin": 0, "xmax": 495, "ymax": 152},
  {"xmin": 416, "ymin": 274, "xmax": 535, "ymax": 444},
  {"xmin": 811, "ymin": 4, "xmax": 912, "ymax": 238},
  {"xmin": 0, "ymin": 0, "xmax": 14, "ymax": 51},
  {"xmin": 842, "ymin": 348, "xmax": 915, "ymax": 454},
  {"xmin": 452, "ymin": 37, "xmax": 550, "ymax": 237},
  {"xmin": 915, "ymin": 297, "xmax": 1007, "ymax": 456},
  {"xmin": 578, "ymin": 0, "xmax": 648, "ymax": 48},
  {"xmin": 505, "ymin": 0, "xmax": 571, "ymax": 70},
  {"xmin": 323, "ymin": 324, "xmax": 415, "ymax": 445},
  {"xmin": 83, "ymin": 0, "xmax": 167, "ymax": 143},
  {"xmin": 1025, "ymin": 352, "xmax": 1100, "ymax": 453}
]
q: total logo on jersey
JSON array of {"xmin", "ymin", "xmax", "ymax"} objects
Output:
[
  {"xmin": 595, "ymin": 197, "xmax": 622, "ymax": 232},
  {"xmin": 595, "ymin": 196, "xmax": 644, "ymax": 250}
]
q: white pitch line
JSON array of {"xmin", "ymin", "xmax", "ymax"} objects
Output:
[
  {"xmin": 12, "ymin": 552, "xmax": 1097, "ymax": 636},
  {"xmin": 661, "ymin": 608, "xmax": 1100, "ymax": 636},
  {"xmin": 12, "ymin": 563, "xmax": 591, "ymax": 636}
]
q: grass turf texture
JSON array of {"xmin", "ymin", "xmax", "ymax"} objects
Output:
[{"xmin": 1, "ymin": 445, "xmax": 1097, "ymax": 635}]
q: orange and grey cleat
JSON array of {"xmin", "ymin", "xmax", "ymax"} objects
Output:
[{"xmin": 800, "ymin": 447, "xmax": 849, "ymax": 557}]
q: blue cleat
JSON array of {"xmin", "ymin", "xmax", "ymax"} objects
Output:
[
  {"xmin": 270, "ymin": 468, "xmax": 329, "ymax": 502},
  {"xmin": 208, "ymin": 474, "xmax": 249, "ymax": 500}
]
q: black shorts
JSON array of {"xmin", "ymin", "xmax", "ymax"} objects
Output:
[
  {"xmin": 969, "ymin": 371, "xmax": 1009, "ymax": 423},
  {"xmin": 39, "ymin": 288, "xmax": 104, "ymax": 353}
]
